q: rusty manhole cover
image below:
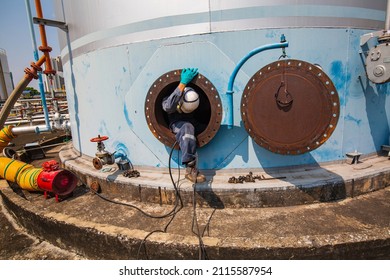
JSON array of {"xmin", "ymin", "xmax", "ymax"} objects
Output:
[{"xmin": 241, "ymin": 59, "xmax": 339, "ymax": 155}]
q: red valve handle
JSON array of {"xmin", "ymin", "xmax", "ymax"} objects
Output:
[{"xmin": 90, "ymin": 135, "xmax": 109, "ymax": 142}]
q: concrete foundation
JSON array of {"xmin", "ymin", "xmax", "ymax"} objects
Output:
[
  {"xmin": 0, "ymin": 142, "xmax": 389, "ymax": 259},
  {"xmin": 60, "ymin": 143, "xmax": 390, "ymax": 208}
]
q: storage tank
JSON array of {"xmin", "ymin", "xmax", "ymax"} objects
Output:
[
  {"xmin": 55, "ymin": 0, "xmax": 389, "ymax": 172},
  {"xmin": 0, "ymin": 48, "xmax": 13, "ymax": 101}
]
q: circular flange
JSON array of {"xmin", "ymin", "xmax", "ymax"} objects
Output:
[
  {"xmin": 241, "ymin": 59, "xmax": 340, "ymax": 155},
  {"xmin": 92, "ymin": 157, "xmax": 103, "ymax": 170},
  {"xmin": 145, "ymin": 70, "xmax": 222, "ymax": 148}
]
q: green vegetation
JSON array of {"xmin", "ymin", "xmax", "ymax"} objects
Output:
[{"xmin": 23, "ymin": 87, "xmax": 40, "ymax": 98}]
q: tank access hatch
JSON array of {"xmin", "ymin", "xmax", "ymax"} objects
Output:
[
  {"xmin": 241, "ymin": 59, "xmax": 340, "ymax": 155},
  {"xmin": 145, "ymin": 70, "xmax": 222, "ymax": 148}
]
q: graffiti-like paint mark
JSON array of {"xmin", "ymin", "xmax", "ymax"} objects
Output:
[
  {"xmin": 124, "ymin": 104, "xmax": 133, "ymax": 128},
  {"xmin": 345, "ymin": 114, "xmax": 362, "ymax": 126}
]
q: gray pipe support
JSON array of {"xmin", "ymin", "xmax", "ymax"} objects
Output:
[{"xmin": 386, "ymin": 0, "xmax": 390, "ymax": 31}]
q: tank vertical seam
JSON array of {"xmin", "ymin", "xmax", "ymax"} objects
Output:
[{"xmin": 213, "ymin": 135, "xmax": 249, "ymax": 169}]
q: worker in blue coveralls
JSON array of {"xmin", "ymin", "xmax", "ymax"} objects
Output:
[{"xmin": 162, "ymin": 68, "xmax": 206, "ymax": 183}]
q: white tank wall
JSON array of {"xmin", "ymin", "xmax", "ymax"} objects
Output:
[{"xmin": 54, "ymin": 0, "xmax": 389, "ymax": 169}]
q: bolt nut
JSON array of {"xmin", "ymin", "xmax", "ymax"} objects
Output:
[{"xmin": 373, "ymin": 65, "xmax": 385, "ymax": 77}]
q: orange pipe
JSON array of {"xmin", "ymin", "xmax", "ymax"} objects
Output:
[
  {"xmin": 24, "ymin": 55, "xmax": 46, "ymax": 79},
  {"xmin": 0, "ymin": 1, "xmax": 55, "ymax": 128},
  {"xmin": 34, "ymin": 0, "xmax": 55, "ymax": 75},
  {"xmin": 0, "ymin": 55, "xmax": 46, "ymax": 128}
]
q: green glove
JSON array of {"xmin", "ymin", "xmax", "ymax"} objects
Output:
[{"xmin": 180, "ymin": 68, "xmax": 198, "ymax": 85}]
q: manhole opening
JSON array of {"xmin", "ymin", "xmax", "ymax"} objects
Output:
[
  {"xmin": 145, "ymin": 70, "xmax": 222, "ymax": 148},
  {"xmin": 154, "ymin": 82, "xmax": 211, "ymax": 135}
]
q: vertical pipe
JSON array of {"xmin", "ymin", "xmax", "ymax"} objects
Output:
[
  {"xmin": 34, "ymin": 0, "xmax": 54, "ymax": 74},
  {"xmin": 25, "ymin": 0, "xmax": 51, "ymax": 129},
  {"xmin": 386, "ymin": 0, "xmax": 390, "ymax": 31}
]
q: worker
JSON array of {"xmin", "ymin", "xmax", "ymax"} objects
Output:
[{"xmin": 162, "ymin": 68, "xmax": 206, "ymax": 183}]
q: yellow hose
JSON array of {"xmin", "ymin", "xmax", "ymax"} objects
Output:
[
  {"xmin": 0, "ymin": 126, "xmax": 15, "ymax": 153},
  {"xmin": 0, "ymin": 126, "xmax": 42, "ymax": 191},
  {"xmin": 0, "ymin": 158, "xmax": 41, "ymax": 191}
]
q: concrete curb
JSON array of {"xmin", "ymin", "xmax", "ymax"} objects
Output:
[
  {"xmin": 1, "ymin": 180, "xmax": 389, "ymax": 259},
  {"xmin": 60, "ymin": 144, "xmax": 390, "ymax": 207}
]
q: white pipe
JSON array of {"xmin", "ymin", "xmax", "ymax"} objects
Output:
[
  {"xmin": 16, "ymin": 97, "xmax": 66, "ymax": 102},
  {"xmin": 5, "ymin": 119, "xmax": 48, "ymax": 125},
  {"xmin": 7, "ymin": 112, "xmax": 68, "ymax": 120},
  {"xmin": 9, "ymin": 121, "xmax": 72, "ymax": 135},
  {"xmin": 10, "ymin": 125, "xmax": 49, "ymax": 135}
]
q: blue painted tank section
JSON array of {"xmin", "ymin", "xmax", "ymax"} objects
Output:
[{"xmin": 57, "ymin": 1, "xmax": 388, "ymax": 169}]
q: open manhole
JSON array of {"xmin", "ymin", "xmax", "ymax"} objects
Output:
[{"xmin": 145, "ymin": 70, "xmax": 222, "ymax": 148}]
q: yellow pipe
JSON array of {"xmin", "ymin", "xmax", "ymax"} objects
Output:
[{"xmin": 0, "ymin": 157, "xmax": 42, "ymax": 191}]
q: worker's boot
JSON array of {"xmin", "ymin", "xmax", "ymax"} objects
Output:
[{"xmin": 185, "ymin": 160, "xmax": 206, "ymax": 183}]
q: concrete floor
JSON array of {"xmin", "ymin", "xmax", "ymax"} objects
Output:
[
  {"xmin": 0, "ymin": 194, "xmax": 83, "ymax": 260},
  {"xmin": 0, "ymin": 140, "xmax": 389, "ymax": 259}
]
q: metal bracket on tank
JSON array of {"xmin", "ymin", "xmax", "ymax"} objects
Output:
[
  {"xmin": 33, "ymin": 17, "xmax": 68, "ymax": 32},
  {"xmin": 360, "ymin": 29, "xmax": 390, "ymax": 84},
  {"xmin": 345, "ymin": 151, "xmax": 362, "ymax": 164}
]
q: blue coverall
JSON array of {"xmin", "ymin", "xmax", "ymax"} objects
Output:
[{"xmin": 162, "ymin": 87, "xmax": 200, "ymax": 165}]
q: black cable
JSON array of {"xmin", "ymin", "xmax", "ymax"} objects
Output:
[
  {"xmin": 135, "ymin": 141, "xmax": 183, "ymax": 259},
  {"xmin": 83, "ymin": 140, "xmax": 183, "ymax": 259},
  {"xmin": 89, "ymin": 140, "xmax": 183, "ymax": 219},
  {"xmin": 136, "ymin": 211, "xmax": 177, "ymax": 259},
  {"xmin": 86, "ymin": 140, "xmax": 212, "ymax": 259},
  {"xmin": 191, "ymin": 184, "xmax": 209, "ymax": 260}
]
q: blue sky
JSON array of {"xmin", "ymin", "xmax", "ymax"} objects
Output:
[{"xmin": 0, "ymin": 0, "xmax": 61, "ymax": 89}]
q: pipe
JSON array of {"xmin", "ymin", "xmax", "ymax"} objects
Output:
[
  {"xmin": 6, "ymin": 119, "xmax": 49, "ymax": 125},
  {"xmin": 0, "ymin": 56, "xmax": 46, "ymax": 129},
  {"xmin": 25, "ymin": 0, "xmax": 51, "ymax": 130},
  {"xmin": 114, "ymin": 152, "xmax": 127, "ymax": 160},
  {"xmin": 34, "ymin": 0, "xmax": 55, "ymax": 76},
  {"xmin": 226, "ymin": 35, "xmax": 289, "ymax": 129},
  {"xmin": 10, "ymin": 125, "xmax": 49, "ymax": 135},
  {"xmin": 5, "ymin": 114, "xmax": 70, "ymax": 126},
  {"xmin": 386, "ymin": 0, "xmax": 390, "ymax": 31}
]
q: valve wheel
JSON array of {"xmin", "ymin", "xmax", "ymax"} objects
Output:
[{"xmin": 90, "ymin": 135, "xmax": 109, "ymax": 142}]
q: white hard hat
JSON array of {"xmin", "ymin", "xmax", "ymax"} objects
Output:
[{"xmin": 180, "ymin": 87, "xmax": 199, "ymax": 113}]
